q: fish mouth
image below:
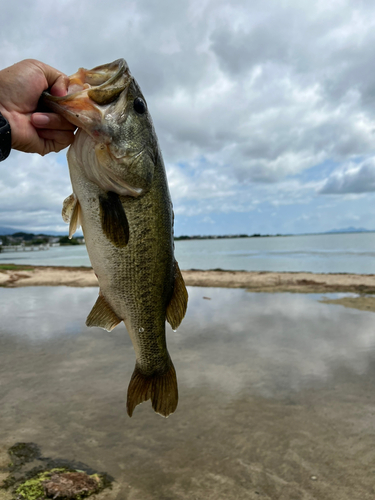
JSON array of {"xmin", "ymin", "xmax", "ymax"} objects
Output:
[{"xmin": 42, "ymin": 59, "xmax": 132, "ymax": 136}]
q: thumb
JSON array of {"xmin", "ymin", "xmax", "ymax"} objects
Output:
[
  {"xmin": 50, "ymin": 73, "xmax": 70, "ymax": 97},
  {"xmin": 33, "ymin": 60, "xmax": 69, "ymax": 97}
]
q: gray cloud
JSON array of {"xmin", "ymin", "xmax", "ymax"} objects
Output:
[{"xmin": 320, "ymin": 159, "xmax": 375, "ymax": 194}]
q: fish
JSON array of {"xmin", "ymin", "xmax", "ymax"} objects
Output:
[{"xmin": 42, "ymin": 59, "xmax": 188, "ymax": 417}]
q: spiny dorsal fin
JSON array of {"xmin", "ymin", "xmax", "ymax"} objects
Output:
[
  {"xmin": 127, "ymin": 361, "xmax": 178, "ymax": 418},
  {"xmin": 99, "ymin": 191, "xmax": 129, "ymax": 248},
  {"xmin": 166, "ymin": 260, "xmax": 188, "ymax": 330},
  {"xmin": 86, "ymin": 293, "xmax": 122, "ymax": 332}
]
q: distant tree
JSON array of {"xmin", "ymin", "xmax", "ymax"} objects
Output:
[
  {"xmin": 12, "ymin": 232, "xmax": 35, "ymax": 241},
  {"xmin": 31, "ymin": 238, "xmax": 48, "ymax": 245},
  {"xmin": 59, "ymin": 236, "xmax": 80, "ymax": 245}
]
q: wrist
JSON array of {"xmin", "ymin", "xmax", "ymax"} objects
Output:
[{"xmin": 0, "ymin": 112, "xmax": 11, "ymax": 161}]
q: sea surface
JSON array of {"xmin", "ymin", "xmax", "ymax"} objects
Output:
[{"xmin": 1, "ymin": 232, "xmax": 375, "ymax": 274}]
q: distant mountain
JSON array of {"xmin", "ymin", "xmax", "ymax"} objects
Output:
[
  {"xmin": 326, "ymin": 227, "xmax": 374, "ymax": 234},
  {"xmin": 0, "ymin": 226, "xmax": 31, "ymax": 235},
  {"xmin": 0, "ymin": 227, "xmax": 70, "ymax": 237}
]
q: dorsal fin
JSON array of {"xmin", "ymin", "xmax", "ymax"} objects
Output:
[
  {"xmin": 166, "ymin": 261, "xmax": 188, "ymax": 330},
  {"xmin": 99, "ymin": 191, "xmax": 129, "ymax": 247},
  {"xmin": 86, "ymin": 293, "xmax": 122, "ymax": 332}
]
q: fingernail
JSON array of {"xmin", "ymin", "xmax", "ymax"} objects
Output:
[
  {"xmin": 50, "ymin": 88, "xmax": 67, "ymax": 97},
  {"xmin": 32, "ymin": 114, "xmax": 50, "ymax": 126}
]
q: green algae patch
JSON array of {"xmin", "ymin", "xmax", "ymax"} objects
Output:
[
  {"xmin": 15, "ymin": 468, "xmax": 103, "ymax": 499},
  {"xmin": 0, "ymin": 443, "xmax": 112, "ymax": 500},
  {"xmin": 14, "ymin": 470, "xmax": 50, "ymax": 500},
  {"xmin": 0, "ymin": 265, "xmax": 34, "ymax": 272}
]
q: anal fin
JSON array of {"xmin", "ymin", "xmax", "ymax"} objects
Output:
[
  {"xmin": 166, "ymin": 260, "xmax": 188, "ymax": 330},
  {"xmin": 86, "ymin": 293, "xmax": 121, "ymax": 332}
]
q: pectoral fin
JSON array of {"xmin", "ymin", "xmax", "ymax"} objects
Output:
[
  {"xmin": 99, "ymin": 191, "xmax": 129, "ymax": 247},
  {"xmin": 62, "ymin": 194, "xmax": 76, "ymax": 223},
  {"xmin": 62, "ymin": 193, "xmax": 81, "ymax": 238},
  {"xmin": 86, "ymin": 293, "xmax": 122, "ymax": 332},
  {"xmin": 166, "ymin": 261, "xmax": 188, "ymax": 330}
]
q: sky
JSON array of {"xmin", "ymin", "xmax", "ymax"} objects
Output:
[{"xmin": 1, "ymin": 0, "xmax": 375, "ymax": 236}]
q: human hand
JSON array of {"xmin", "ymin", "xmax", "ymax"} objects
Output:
[{"xmin": 0, "ymin": 59, "xmax": 76, "ymax": 156}]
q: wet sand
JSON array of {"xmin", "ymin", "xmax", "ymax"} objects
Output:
[
  {"xmin": 0, "ymin": 287, "xmax": 374, "ymax": 499},
  {"xmin": 1, "ymin": 265, "xmax": 375, "ymax": 313}
]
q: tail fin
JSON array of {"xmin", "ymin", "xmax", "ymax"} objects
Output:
[{"xmin": 126, "ymin": 362, "xmax": 178, "ymax": 418}]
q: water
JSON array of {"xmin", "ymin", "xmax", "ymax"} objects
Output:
[
  {"xmin": 175, "ymin": 232, "xmax": 375, "ymax": 274},
  {"xmin": 0, "ymin": 232, "xmax": 374, "ymax": 274},
  {"xmin": 0, "ymin": 287, "xmax": 374, "ymax": 498},
  {"xmin": 0, "ymin": 244, "xmax": 91, "ymax": 267}
]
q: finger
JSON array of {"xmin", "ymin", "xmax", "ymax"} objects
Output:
[
  {"xmin": 36, "ymin": 129, "xmax": 75, "ymax": 151},
  {"xmin": 50, "ymin": 73, "xmax": 70, "ymax": 97},
  {"xmin": 32, "ymin": 113, "xmax": 76, "ymax": 131},
  {"xmin": 32, "ymin": 60, "xmax": 69, "ymax": 97}
]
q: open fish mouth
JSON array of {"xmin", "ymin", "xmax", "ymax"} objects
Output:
[
  {"xmin": 42, "ymin": 59, "xmax": 132, "ymax": 133},
  {"xmin": 43, "ymin": 59, "xmax": 152, "ymax": 198}
]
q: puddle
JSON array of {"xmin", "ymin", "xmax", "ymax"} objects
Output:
[{"xmin": 0, "ymin": 287, "xmax": 374, "ymax": 499}]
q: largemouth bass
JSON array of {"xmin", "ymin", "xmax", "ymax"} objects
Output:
[{"xmin": 43, "ymin": 59, "xmax": 188, "ymax": 417}]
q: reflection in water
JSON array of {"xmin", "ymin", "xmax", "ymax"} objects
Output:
[
  {"xmin": 2, "ymin": 287, "xmax": 375, "ymax": 396},
  {"xmin": 0, "ymin": 287, "xmax": 375, "ymax": 499},
  {"xmin": 0, "ymin": 287, "xmax": 96, "ymax": 339},
  {"xmin": 178, "ymin": 289, "xmax": 375, "ymax": 397}
]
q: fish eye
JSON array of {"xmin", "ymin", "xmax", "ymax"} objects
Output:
[{"xmin": 133, "ymin": 97, "xmax": 146, "ymax": 115}]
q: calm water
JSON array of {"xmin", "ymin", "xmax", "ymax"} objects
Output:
[
  {"xmin": 0, "ymin": 287, "xmax": 374, "ymax": 498},
  {"xmin": 1, "ymin": 232, "xmax": 375, "ymax": 274}
]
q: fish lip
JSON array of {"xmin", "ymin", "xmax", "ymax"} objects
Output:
[
  {"xmin": 41, "ymin": 58, "xmax": 132, "ymax": 132},
  {"xmin": 40, "ymin": 93, "xmax": 96, "ymax": 132},
  {"xmin": 42, "ymin": 58, "xmax": 130, "ymax": 103},
  {"xmin": 41, "ymin": 90, "xmax": 85, "ymax": 104}
]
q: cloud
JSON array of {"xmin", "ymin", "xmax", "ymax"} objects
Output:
[
  {"xmin": 320, "ymin": 159, "xmax": 375, "ymax": 194},
  {"xmin": 0, "ymin": 151, "xmax": 72, "ymax": 232}
]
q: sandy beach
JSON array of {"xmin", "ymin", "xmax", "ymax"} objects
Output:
[{"xmin": 1, "ymin": 265, "xmax": 375, "ymax": 292}]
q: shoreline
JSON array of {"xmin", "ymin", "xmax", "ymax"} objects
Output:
[{"xmin": 0, "ymin": 265, "xmax": 375, "ymax": 294}]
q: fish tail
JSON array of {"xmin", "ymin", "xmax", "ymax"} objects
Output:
[{"xmin": 126, "ymin": 361, "xmax": 178, "ymax": 418}]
